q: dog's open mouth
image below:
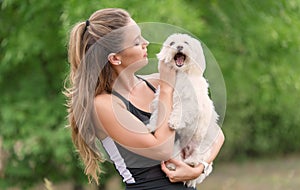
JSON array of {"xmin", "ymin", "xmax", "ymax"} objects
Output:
[{"xmin": 174, "ymin": 52, "xmax": 186, "ymax": 67}]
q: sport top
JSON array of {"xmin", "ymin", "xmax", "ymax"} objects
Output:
[{"xmin": 100, "ymin": 77, "xmax": 196, "ymax": 190}]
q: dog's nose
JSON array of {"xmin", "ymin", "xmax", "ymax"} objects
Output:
[{"xmin": 177, "ymin": 46, "xmax": 183, "ymax": 51}]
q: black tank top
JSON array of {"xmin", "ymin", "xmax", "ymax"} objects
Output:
[
  {"xmin": 111, "ymin": 76, "xmax": 156, "ymax": 125},
  {"xmin": 106, "ymin": 77, "xmax": 196, "ymax": 189}
]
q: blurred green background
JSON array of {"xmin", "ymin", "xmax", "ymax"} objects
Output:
[{"xmin": 1, "ymin": 0, "xmax": 300, "ymax": 189}]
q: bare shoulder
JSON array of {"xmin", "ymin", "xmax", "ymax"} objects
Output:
[
  {"xmin": 94, "ymin": 93, "xmax": 125, "ymax": 110},
  {"xmin": 94, "ymin": 93, "xmax": 110, "ymax": 106},
  {"xmin": 138, "ymin": 73, "xmax": 160, "ymax": 88}
]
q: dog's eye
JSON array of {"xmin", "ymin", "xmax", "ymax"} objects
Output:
[
  {"xmin": 170, "ymin": 42, "xmax": 175, "ymax": 46},
  {"xmin": 184, "ymin": 41, "xmax": 189, "ymax": 45}
]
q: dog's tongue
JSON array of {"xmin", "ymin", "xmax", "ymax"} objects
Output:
[{"xmin": 175, "ymin": 55, "xmax": 185, "ymax": 67}]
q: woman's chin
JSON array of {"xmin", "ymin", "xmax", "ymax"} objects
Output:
[{"xmin": 133, "ymin": 59, "xmax": 148, "ymax": 69}]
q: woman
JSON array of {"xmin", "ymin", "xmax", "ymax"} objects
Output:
[{"xmin": 65, "ymin": 8, "xmax": 224, "ymax": 190}]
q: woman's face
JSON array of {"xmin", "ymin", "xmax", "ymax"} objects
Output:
[{"xmin": 117, "ymin": 18, "xmax": 149, "ymax": 69}]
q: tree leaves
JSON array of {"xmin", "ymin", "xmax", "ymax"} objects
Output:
[{"xmin": 1, "ymin": 0, "xmax": 300, "ymax": 188}]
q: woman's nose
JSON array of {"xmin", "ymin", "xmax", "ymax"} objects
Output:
[{"xmin": 142, "ymin": 37, "xmax": 149, "ymax": 48}]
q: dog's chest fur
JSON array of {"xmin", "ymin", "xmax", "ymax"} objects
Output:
[{"xmin": 171, "ymin": 71, "xmax": 210, "ymax": 145}]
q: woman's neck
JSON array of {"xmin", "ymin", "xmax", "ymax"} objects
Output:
[{"xmin": 112, "ymin": 70, "xmax": 139, "ymax": 97}]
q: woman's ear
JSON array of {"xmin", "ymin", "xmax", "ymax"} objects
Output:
[{"xmin": 108, "ymin": 53, "xmax": 122, "ymax": 65}]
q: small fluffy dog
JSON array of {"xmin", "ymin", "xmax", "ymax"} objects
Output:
[{"xmin": 148, "ymin": 33, "xmax": 219, "ymax": 187}]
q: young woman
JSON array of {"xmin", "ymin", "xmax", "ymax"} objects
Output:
[{"xmin": 65, "ymin": 8, "xmax": 224, "ymax": 190}]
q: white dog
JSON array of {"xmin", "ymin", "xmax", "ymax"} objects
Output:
[{"xmin": 148, "ymin": 33, "xmax": 219, "ymax": 187}]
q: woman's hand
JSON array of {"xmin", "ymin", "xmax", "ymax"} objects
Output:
[
  {"xmin": 159, "ymin": 61, "xmax": 176, "ymax": 91},
  {"xmin": 161, "ymin": 159, "xmax": 204, "ymax": 183}
]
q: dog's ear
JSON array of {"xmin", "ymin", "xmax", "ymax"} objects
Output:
[{"xmin": 193, "ymin": 39, "xmax": 206, "ymax": 73}]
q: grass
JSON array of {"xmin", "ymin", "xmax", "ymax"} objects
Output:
[
  {"xmin": 199, "ymin": 154, "xmax": 300, "ymax": 190},
  {"xmin": 90, "ymin": 154, "xmax": 300, "ymax": 190},
  {"xmin": 9, "ymin": 154, "xmax": 300, "ymax": 190}
]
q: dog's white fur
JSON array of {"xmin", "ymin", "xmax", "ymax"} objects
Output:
[{"xmin": 148, "ymin": 33, "xmax": 219, "ymax": 187}]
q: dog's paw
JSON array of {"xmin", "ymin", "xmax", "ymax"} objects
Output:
[
  {"xmin": 166, "ymin": 163, "xmax": 176, "ymax": 171},
  {"xmin": 169, "ymin": 115, "xmax": 187, "ymax": 130},
  {"xmin": 185, "ymin": 179, "xmax": 197, "ymax": 188},
  {"xmin": 168, "ymin": 118, "xmax": 179, "ymax": 130},
  {"xmin": 168, "ymin": 122, "xmax": 177, "ymax": 130}
]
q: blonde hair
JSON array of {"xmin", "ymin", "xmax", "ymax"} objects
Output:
[{"xmin": 64, "ymin": 8, "xmax": 130, "ymax": 184}]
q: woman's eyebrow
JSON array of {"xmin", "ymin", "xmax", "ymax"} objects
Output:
[{"xmin": 134, "ymin": 35, "xmax": 141, "ymax": 41}]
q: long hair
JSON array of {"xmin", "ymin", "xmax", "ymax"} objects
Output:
[{"xmin": 64, "ymin": 8, "xmax": 130, "ymax": 184}]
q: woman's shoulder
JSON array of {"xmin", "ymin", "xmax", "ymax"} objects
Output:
[{"xmin": 94, "ymin": 93, "xmax": 126, "ymax": 110}]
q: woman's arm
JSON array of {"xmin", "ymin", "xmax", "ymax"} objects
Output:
[
  {"xmin": 94, "ymin": 94, "xmax": 173, "ymax": 160},
  {"xmin": 161, "ymin": 129, "xmax": 225, "ymax": 182},
  {"xmin": 94, "ymin": 62, "xmax": 176, "ymax": 161}
]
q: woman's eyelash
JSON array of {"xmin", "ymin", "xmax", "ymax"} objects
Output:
[
  {"xmin": 134, "ymin": 41, "xmax": 140, "ymax": 45},
  {"xmin": 134, "ymin": 38, "xmax": 141, "ymax": 45}
]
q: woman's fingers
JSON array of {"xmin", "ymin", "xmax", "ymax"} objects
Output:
[
  {"xmin": 161, "ymin": 161, "xmax": 177, "ymax": 182},
  {"xmin": 159, "ymin": 61, "xmax": 176, "ymax": 88}
]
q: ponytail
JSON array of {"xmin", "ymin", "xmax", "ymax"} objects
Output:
[{"xmin": 64, "ymin": 8, "xmax": 130, "ymax": 184}]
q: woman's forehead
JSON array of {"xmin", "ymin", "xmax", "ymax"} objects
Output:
[
  {"xmin": 120, "ymin": 20, "xmax": 141, "ymax": 48},
  {"xmin": 125, "ymin": 19, "xmax": 141, "ymax": 37},
  {"xmin": 93, "ymin": 19, "xmax": 142, "ymax": 53}
]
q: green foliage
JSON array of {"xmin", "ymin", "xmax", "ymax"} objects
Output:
[
  {"xmin": 0, "ymin": 0, "xmax": 84, "ymax": 188},
  {"xmin": 1, "ymin": 0, "xmax": 300, "ymax": 188},
  {"xmin": 194, "ymin": 0, "xmax": 300, "ymax": 158}
]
